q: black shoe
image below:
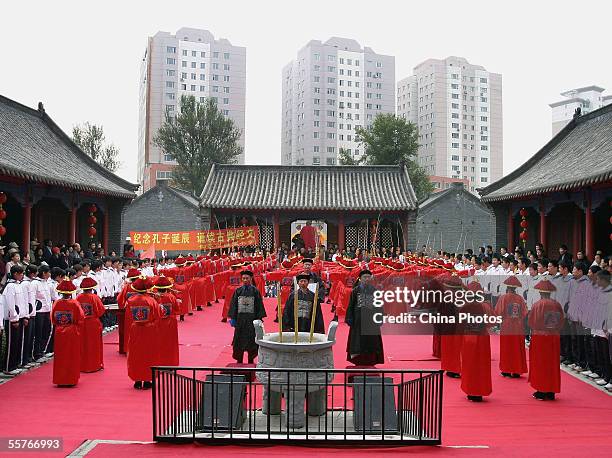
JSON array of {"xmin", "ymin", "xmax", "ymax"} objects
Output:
[
  {"xmin": 511, "ymin": 373, "xmax": 521, "ymax": 378},
  {"xmin": 188, "ymin": 312, "xmax": 193, "ymax": 316},
  {"xmin": 134, "ymin": 381, "xmax": 142, "ymax": 389},
  {"xmin": 446, "ymin": 372, "xmax": 461, "ymax": 379},
  {"xmin": 501, "ymin": 372, "xmax": 511, "ymax": 377},
  {"xmin": 273, "ymin": 317, "xmax": 279, "ymax": 323},
  {"xmin": 221, "ymin": 318, "xmax": 227, "ymax": 323},
  {"xmin": 545, "ymin": 392, "xmax": 555, "ymax": 401},
  {"xmin": 215, "ymin": 299, "xmax": 219, "ymax": 303},
  {"xmin": 180, "ymin": 316, "xmax": 185, "ymax": 321},
  {"xmin": 142, "ymin": 381, "xmax": 152, "ymax": 389},
  {"xmin": 532, "ymin": 391, "xmax": 545, "ymax": 400},
  {"xmin": 207, "ymin": 302, "xmax": 212, "ymax": 307},
  {"xmin": 331, "ymin": 305, "xmax": 336, "ymax": 312},
  {"xmin": 467, "ymin": 395, "xmax": 483, "ymax": 402},
  {"xmin": 332, "ymin": 314, "xmax": 338, "ymax": 322},
  {"xmin": 197, "ymin": 306, "xmax": 203, "ymax": 311}
]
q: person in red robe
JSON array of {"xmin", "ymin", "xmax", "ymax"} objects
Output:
[
  {"xmin": 117, "ymin": 268, "xmax": 141, "ymax": 354},
  {"xmin": 222, "ymin": 262, "xmax": 244, "ymax": 322},
  {"xmin": 437, "ymin": 273, "xmax": 464, "ymax": 378},
  {"xmin": 460, "ymin": 281, "xmax": 494, "ymax": 402},
  {"xmin": 126, "ymin": 277, "xmax": 160, "ymax": 389},
  {"xmin": 495, "ymin": 276, "xmax": 528, "ymax": 378},
  {"xmin": 76, "ymin": 277, "xmax": 106, "ymax": 373},
  {"xmin": 528, "ymin": 279, "xmax": 565, "ymax": 400},
  {"xmin": 51, "ymin": 280, "xmax": 85, "ymax": 386},
  {"xmin": 300, "ymin": 221, "xmax": 318, "ymax": 252},
  {"xmin": 153, "ymin": 276, "xmax": 180, "ymax": 366}
]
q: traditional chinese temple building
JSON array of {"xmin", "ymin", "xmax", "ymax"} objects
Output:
[
  {"xmin": 199, "ymin": 164, "xmax": 418, "ymax": 252},
  {"xmin": 0, "ymin": 95, "xmax": 138, "ymax": 254},
  {"xmin": 479, "ymin": 104, "xmax": 612, "ymax": 258}
]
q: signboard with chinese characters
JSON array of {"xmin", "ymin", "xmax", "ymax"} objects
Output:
[{"xmin": 129, "ymin": 226, "xmax": 260, "ymax": 251}]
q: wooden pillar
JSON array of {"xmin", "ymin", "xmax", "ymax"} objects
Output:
[
  {"xmin": 69, "ymin": 196, "xmax": 77, "ymax": 245},
  {"xmin": 507, "ymin": 206, "xmax": 514, "ymax": 250},
  {"xmin": 539, "ymin": 199, "xmax": 547, "ymax": 250},
  {"xmin": 103, "ymin": 207, "xmax": 109, "ymax": 255},
  {"xmin": 585, "ymin": 190, "xmax": 593, "ymax": 259},
  {"xmin": 338, "ymin": 214, "xmax": 345, "ymax": 251},
  {"xmin": 573, "ymin": 209, "xmax": 581, "ymax": 255},
  {"xmin": 22, "ymin": 196, "xmax": 32, "ymax": 256},
  {"xmin": 273, "ymin": 212, "xmax": 280, "ymax": 249}
]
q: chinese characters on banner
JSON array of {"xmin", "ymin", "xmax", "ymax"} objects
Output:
[{"xmin": 129, "ymin": 226, "xmax": 260, "ymax": 251}]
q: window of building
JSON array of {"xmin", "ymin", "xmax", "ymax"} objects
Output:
[
  {"xmin": 191, "ymin": 73, "xmax": 196, "ymax": 79},
  {"xmin": 223, "ymin": 98, "xmax": 229, "ymax": 104},
  {"xmin": 213, "ymin": 51, "xmax": 219, "ymax": 58},
  {"xmin": 451, "ymin": 143, "xmax": 459, "ymax": 148},
  {"xmin": 156, "ymin": 170, "xmax": 173, "ymax": 179},
  {"xmin": 166, "ymin": 92, "xmax": 175, "ymax": 99},
  {"xmin": 223, "ymin": 52, "xmax": 230, "ymax": 59},
  {"xmin": 200, "ymin": 63, "xmax": 206, "ymax": 69},
  {"xmin": 212, "ymin": 74, "xmax": 219, "ymax": 81},
  {"xmin": 200, "ymin": 74, "xmax": 205, "ymax": 81},
  {"xmin": 167, "ymin": 58, "xmax": 176, "ymax": 65},
  {"xmin": 326, "ymin": 157, "xmax": 336, "ymax": 165},
  {"xmin": 481, "ymin": 145, "xmax": 488, "ymax": 151},
  {"xmin": 163, "ymin": 152, "xmax": 174, "ymax": 162},
  {"xmin": 182, "ymin": 50, "xmax": 188, "ymax": 56},
  {"xmin": 166, "ymin": 81, "xmax": 175, "ymax": 88},
  {"xmin": 200, "ymin": 85, "xmax": 206, "ymax": 91},
  {"xmin": 224, "ymin": 64, "xmax": 230, "ymax": 71},
  {"xmin": 167, "ymin": 46, "xmax": 176, "ymax": 53},
  {"xmin": 182, "ymin": 61, "xmax": 187, "ymax": 67},
  {"xmin": 190, "ymin": 85, "xmax": 196, "ymax": 91}
]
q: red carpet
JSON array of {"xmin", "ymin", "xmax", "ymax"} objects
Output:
[{"xmin": 0, "ymin": 298, "xmax": 610, "ymax": 457}]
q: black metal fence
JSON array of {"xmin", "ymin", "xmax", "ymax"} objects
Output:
[{"xmin": 152, "ymin": 366, "xmax": 443, "ymax": 446}]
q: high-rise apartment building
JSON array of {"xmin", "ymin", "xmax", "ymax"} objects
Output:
[
  {"xmin": 550, "ymin": 86, "xmax": 612, "ymax": 137},
  {"xmin": 397, "ymin": 56, "xmax": 503, "ymax": 192},
  {"xmin": 281, "ymin": 38, "xmax": 395, "ymax": 166},
  {"xmin": 138, "ymin": 27, "xmax": 246, "ymax": 191}
]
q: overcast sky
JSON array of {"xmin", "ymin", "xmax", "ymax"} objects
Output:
[{"xmin": 2, "ymin": 0, "xmax": 611, "ymax": 184}]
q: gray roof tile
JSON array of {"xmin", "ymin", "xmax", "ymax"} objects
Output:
[
  {"xmin": 200, "ymin": 164, "xmax": 418, "ymax": 211},
  {"xmin": 479, "ymin": 104, "xmax": 612, "ymax": 202},
  {"xmin": 0, "ymin": 95, "xmax": 138, "ymax": 198}
]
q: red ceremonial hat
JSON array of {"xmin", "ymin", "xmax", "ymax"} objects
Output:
[
  {"xmin": 281, "ymin": 260, "xmax": 293, "ymax": 269},
  {"xmin": 131, "ymin": 276, "xmax": 151, "ymax": 293},
  {"xmin": 196, "ymin": 255, "xmax": 205, "ymax": 262},
  {"xmin": 534, "ymin": 279, "xmax": 556, "ymax": 292},
  {"xmin": 175, "ymin": 256, "xmax": 186, "ymax": 266},
  {"xmin": 127, "ymin": 268, "xmax": 141, "ymax": 280},
  {"xmin": 153, "ymin": 276, "xmax": 173, "ymax": 289},
  {"xmin": 80, "ymin": 277, "xmax": 98, "ymax": 290},
  {"xmin": 185, "ymin": 255, "xmax": 195, "ymax": 264},
  {"xmin": 504, "ymin": 276, "xmax": 522, "ymax": 288},
  {"xmin": 56, "ymin": 279, "xmax": 77, "ymax": 294},
  {"xmin": 52, "ymin": 246, "xmax": 60, "ymax": 254},
  {"xmin": 466, "ymin": 281, "xmax": 483, "ymax": 292},
  {"xmin": 456, "ymin": 269, "xmax": 470, "ymax": 278},
  {"xmin": 436, "ymin": 273, "xmax": 464, "ymax": 289}
]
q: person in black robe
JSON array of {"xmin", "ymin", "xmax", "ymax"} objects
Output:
[
  {"xmin": 283, "ymin": 272, "xmax": 325, "ymax": 334},
  {"xmin": 228, "ymin": 270, "xmax": 266, "ymax": 363},
  {"xmin": 345, "ymin": 269, "xmax": 385, "ymax": 365}
]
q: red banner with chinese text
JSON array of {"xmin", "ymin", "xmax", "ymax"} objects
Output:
[{"xmin": 129, "ymin": 226, "xmax": 259, "ymax": 251}]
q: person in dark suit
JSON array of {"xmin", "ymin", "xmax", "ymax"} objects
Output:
[{"xmin": 558, "ymin": 245, "xmax": 573, "ymax": 266}]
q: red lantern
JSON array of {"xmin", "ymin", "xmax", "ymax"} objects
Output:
[
  {"xmin": 0, "ymin": 225, "xmax": 5, "ymax": 237},
  {"xmin": 88, "ymin": 215, "xmax": 97, "ymax": 224},
  {"xmin": 88, "ymin": 226, "xmax": 97, "ymax": 237},
  {"xmin": 519, "ymin": 231, "xmax": 528, "ymax": 240},
  {"xmin": 609, "ymin": 215, "xmax": 612, "ymax": 225},
  {"xmin": 89, "ymin": 204, "xmax": 97, "ymax": 213},
  {"xmin": 0, "ymin": 192, "xmax": 6, "ymax": 204},
  {"xmin": 520, "ymin": 220, "xmax": 528, "ymax": 229},
  {"xmin": 519, "ymin": 208, "xmax": 528, "ymax": 217}
]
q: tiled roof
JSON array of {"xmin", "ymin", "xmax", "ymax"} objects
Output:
[
  {"xmin": 479, "ymin": 104, "xmax": 612, "ymax": 202},
  {"xmin": 0, "ymin": 95, "xmax": 138, "ymax": 198},
  {"xmin": 200, "ymin": 164, "xmax": 418, "ymax": 211}
]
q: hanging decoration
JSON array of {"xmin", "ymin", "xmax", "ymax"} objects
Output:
[
  {"xmin": 0, "ymin": 192, "xmax": 7, "ymax": 239},
  {"xmin": 519, "ymin": 208, "xmax": 528, "ymax": 247},
  {"xmin": 88, "ymin": 204, "xmax": 97, "ymax": 239}
]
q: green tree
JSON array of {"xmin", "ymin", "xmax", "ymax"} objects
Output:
[
  {"xmin": 355, "ymin": 113, "xmax": 434, "ymax": 200},
  {"xmin": 154, "ymin": 95, "xmax": 242, "ymax": 195},
  {"xmin": 338, "ymin": 147, "xmax": 361, "ymax": 165},
  {"xmin": 72, "ymin": 122, "xmax": 121, "ymax": 172}
]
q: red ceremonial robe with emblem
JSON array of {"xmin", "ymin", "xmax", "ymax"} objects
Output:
[
  {"xmin": 118, "ymin": 283, "xmax": 137, "ymax": 353},
  {"xmin": 528, "ymin": 298, "xmax": 564, "ymax": 393},
  {"xmin": 156, "ymin": 291, "xmax": 180, "ymax": 366},
  {"xmin": 76, "ymin": 292, "xmax": 106, "ymax": 372},
  {"xmin": 51, "ymin": 298, "xmax": 85, "ymax": 385},
  {"xmin": 460, "ymin": 301, "xmax": 494, "ymax": 397},
  {"xmin": 495, "ymin": 292, "xmax": 528, "ymax": 374},
  {"xmin": 126, "ymin": 293, "xmax": 161, "ymax": 382}
]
